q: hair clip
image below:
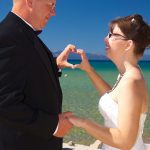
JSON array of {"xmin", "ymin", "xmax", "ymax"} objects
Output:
[{"xmin": 131, "ymin": 18, "xmax": 136, "ymax": 23}]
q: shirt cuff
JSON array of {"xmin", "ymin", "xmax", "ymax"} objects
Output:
[
  {"xmin": 58, "ymin": 69, "xmax": 62, "ymax": 77},
  {"xmin": 53, "ymin": 123, "xmax": 59, "ymax": 135}
]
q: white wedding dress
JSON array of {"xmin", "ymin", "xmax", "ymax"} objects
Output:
[{"xmin": 99, "ymin": 93, "xmax": 147, "ymax": 150}]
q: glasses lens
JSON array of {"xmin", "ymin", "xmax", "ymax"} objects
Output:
[
  {"xmin": 108, "ymin": 32, "xmax": 128, "ymax": 40},
  {"xmin": 108, "ymin": 33, "xmax": 112, "ymax": 38}
]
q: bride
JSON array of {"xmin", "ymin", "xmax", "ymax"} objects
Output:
[{"xmin": 68, "ymin": 14, "xmax": 150, "ymax": 150}]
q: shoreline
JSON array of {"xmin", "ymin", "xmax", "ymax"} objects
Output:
[
  {"xmin": 63, "ymin": 140, "xmax": 150, "ymax": 150},
  {"xmin": 63, "ymin": 140, "xmax": 101, "ymax": 150}
]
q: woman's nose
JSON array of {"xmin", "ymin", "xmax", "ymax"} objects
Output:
[{"xmin": 104, "ymin": 36, "xmax": 108, "ymax": 43}]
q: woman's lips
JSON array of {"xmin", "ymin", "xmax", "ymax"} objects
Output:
[{"xmin": 105, "ymin": 45, "xmax": 110, "ymax": 51}]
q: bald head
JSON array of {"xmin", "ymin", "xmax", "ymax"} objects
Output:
[
  {"xmin": 13, "ymin": 0, "xmax": 21, "ymax": 4},
  {"xmin": 12, "ymin": 0, "xmax": 56, "ymax": 30},
  {"xmin": 12, "ymin": 0, "xmax": 31, "ymax": 23},
  {"xmin": 12, "ymin": 0, "xmax": 25, "ymax": 8}
]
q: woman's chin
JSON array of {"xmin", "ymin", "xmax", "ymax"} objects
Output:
[{"xmin": 105, "ymin": 52, "xmax": 112, "ymax": 60}]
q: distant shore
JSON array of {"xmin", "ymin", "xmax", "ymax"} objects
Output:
[{"xmin": 68, "ymin": 59, "xmax": 150, "ymax": 62}]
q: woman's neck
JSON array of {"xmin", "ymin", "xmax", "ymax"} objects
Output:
[{"xmin": 116, "ymin": 57, "xmax": 139, "ymax": 75}]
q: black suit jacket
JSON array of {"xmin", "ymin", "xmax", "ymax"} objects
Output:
[{"xmin": 0, "ymin": 12, "xmax": 63, "ymax": 150}]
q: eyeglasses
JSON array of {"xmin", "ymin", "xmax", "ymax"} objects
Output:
[
  {"xmin": 108, "ymin": 32, "xmax": 128, "ymax": 40},
  {"xmin": 49, "ymin": 2, "xmax": 55, "ymax": 10}
]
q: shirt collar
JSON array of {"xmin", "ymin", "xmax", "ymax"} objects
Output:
[{"xmin": 11, "ymin": 11, "xmax": 35, "ymax": 30}]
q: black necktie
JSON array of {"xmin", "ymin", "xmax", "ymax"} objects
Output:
[{"xmin": 34, "ymin": 30, "xmax": 42, "ymax": 35}]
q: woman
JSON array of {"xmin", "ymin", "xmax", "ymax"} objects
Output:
[{"xmin": 68, "ymin": 14, "xmax": 150, "ymax": 150}]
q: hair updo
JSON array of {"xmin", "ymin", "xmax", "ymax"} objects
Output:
[{"xmin": 109, "ymin": 14, "xmax": 150, "ymax": 56}]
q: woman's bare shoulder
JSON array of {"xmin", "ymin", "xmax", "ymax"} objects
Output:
[{"xmin": 121, "ymin": 67, "xmax": 145, "ymax": 87}]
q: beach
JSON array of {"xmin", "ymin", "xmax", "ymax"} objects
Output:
[
  {"xmin": 62, "ymin": 141, "xmax": 150, "ymax": 150},
  {"xmin": 63, "ymin": 140, "xmax": 101, "ymax": 150}
]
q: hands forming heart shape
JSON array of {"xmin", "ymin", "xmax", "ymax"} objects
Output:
[
  {"xmin": 56, "ymin": 44, "xmax": 91, "ymax": 72},
  {"xmin": 56, "ymin": 44, "xmax": 83, "ymax": 68}
]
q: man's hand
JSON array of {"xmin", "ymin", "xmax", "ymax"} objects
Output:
[
  {"xmin": 56, "ymin": 44, "xmax": 77, "ymax": 69},
  {"xmin": 54, "ymin": 112, "xmax": 73, "ymax": 137}
]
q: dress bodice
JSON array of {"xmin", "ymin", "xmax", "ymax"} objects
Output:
[{"xmin": 99, "ymin": 93, "xmax": 147, "ymax": 150}]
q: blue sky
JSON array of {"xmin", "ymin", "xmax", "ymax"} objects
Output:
[{"xmin": 0, "ymin": 0, "xmax": 150, "ymax": 55}]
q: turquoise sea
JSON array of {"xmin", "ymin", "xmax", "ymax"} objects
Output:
[{"xmin": 60, "ymin": 60, "xmax": 150, "ymax": 145}]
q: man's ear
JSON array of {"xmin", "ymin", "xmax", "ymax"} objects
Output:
[
  {"xmin": 125, "ymin": 40, "xmax": 134, "ymax": 52},
  {"xmin": 26, "ymin": 0, "xmax": 33, "ymax": 8}
]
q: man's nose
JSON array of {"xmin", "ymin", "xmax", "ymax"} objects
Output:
[{"xmin": 51, "ymin": 10, "xmax": 56, "ymax": 16}]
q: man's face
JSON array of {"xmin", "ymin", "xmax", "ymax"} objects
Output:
[{"xmin": 31, "ymin": 0, "xmax": 56, "ymax": 30}]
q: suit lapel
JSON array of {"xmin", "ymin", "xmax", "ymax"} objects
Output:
[
  {"xmin": 37, "ymin": 38, "xmax": 59, "ymax": 80},
  {"xmin": 33, "ymin": 36, "xmax": 60, "ymax": 94},
  {"xmin": 40, "ymin": 40, "xmax": 62, "ymax": 95}
]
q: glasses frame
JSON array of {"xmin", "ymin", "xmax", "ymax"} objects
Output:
[
  {"xmin": 108, "ymin": 32, "xmax": 128, "ymax": 40},
  {"xmin": 49, "ymin": 2, "xmax": 56, "ymax": 10}
]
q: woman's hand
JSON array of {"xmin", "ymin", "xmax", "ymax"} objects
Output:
[
  {"xmin": 68, "ymin": 115, "xmax": 86, "ymax": 128},
  {"xmin": 74, "ymin": 49, "xmax": 93, "ymax": 73}
]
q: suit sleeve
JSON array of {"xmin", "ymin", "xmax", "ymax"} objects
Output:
[{"xmin": 0, "ymin": 37, "xmax": 59, "ymax": 139}]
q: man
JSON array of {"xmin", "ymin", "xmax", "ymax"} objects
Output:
[{"xmin": 0, "ymin": 0, "xmax": 76, "ymax": 149}]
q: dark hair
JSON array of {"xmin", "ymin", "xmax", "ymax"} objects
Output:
[{"xmin": 109, "ymin": 14, "xmax": 150, "ymax": 56}]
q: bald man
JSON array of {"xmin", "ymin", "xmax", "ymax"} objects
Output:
[{"xmin": 0, "ymin": 0, "xmax": 76, "ymax": 149}]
